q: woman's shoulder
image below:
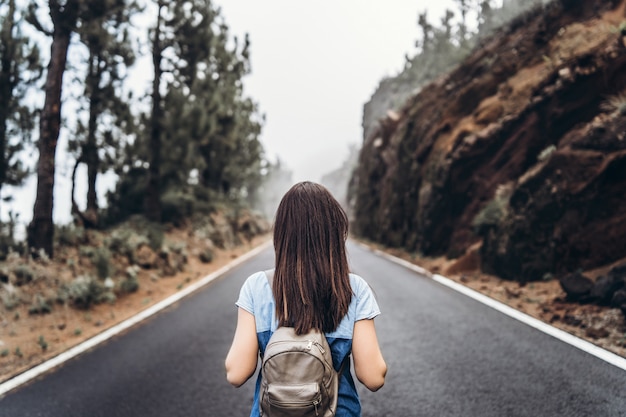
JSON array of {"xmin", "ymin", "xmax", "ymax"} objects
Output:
[
  {"xmin": 326, "ymin": 273, "xmax": 379, "ymax": 338},
  {"xmin": 348, "ymin": 273, "xmax": 380, "ymax": 320},
  {"xmin": 236, "ymin": 271, "xmax": 272, "ymax": 309},
  {"xmin": 349, "ymin": 273, "xmax": 373, "ymax": 294},
  {"xmin": 242, "ymin": 270, "xmax": 271, "ymax": 289}
]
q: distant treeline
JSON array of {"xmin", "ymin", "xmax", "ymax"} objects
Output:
[{"xmin": 362, "ymin": 0, "xmax": 549, "ymax": 141}]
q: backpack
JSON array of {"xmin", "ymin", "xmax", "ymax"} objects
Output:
[{"xmin": 260, "ymin": 270, "xmax": 343, "ymax": 417}]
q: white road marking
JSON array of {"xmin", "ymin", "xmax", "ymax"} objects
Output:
[
  {"xmin": 0, "ymin": 240, "xmax": 272, "ymax": 397},
  {"xmin": 354, "ymin": 241, "xmax": 626, "ymax": 372}
]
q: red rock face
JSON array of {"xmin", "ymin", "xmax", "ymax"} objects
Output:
[
  {"xmin": 352, "ymin": 0, "xmax": 626, "ymax": 281},
  {"xmin": 481, "ymin": 115, "xmax": 626, "ymax": 281}
]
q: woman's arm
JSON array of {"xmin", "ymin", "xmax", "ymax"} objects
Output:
[
  {"xmin": 225, "ymin": 308, "xmax": 259, "ymax": 387},
  {"xmin": 352, "ymin": 318, "xmax": 387, "ymax": 391}
]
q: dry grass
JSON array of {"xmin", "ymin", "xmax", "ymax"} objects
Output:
[{"xmin": 0, "ymin": 232, "xmax": 270, "ymax": 384}]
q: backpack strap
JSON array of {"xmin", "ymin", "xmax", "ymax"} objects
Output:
[{"xmin": 338, "ymin": 354, "xmax": 350, "ymax": 376}]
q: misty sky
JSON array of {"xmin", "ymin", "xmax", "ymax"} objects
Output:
[{"xmin": 217, "ymin": 0, "xmax": 459, "ymax": 183}]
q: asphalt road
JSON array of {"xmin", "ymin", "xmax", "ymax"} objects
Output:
[{"xmin": 1, "ymin": 241, "xmax": 625, "ymax": 416}]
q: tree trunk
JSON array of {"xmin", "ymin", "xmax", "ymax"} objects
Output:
[
  {"xmin": 0, "ymin": 0, "xmax": 17, "ymax": 215},
  {"xmin": 71, "ymin": 154, "xmax": 97, "ymax": 228},
  {"xmin": 27, "ymin": 0, "xmax": 79, "ymax": 257},
  {"xmin": 85, "ymin": 53, "xmax": 101, "ymax": 222},
  {"xmin": 70, "ymin": 155, "xmax": 82, "ymax": 220},
  {"xmin": 143, "ymin": 2, "xmax": 163, "ymax": 222}
]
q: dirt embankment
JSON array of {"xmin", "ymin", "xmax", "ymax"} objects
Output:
[
  {"xmin": 0, "ymin": 213, "xmax": 270, "ymax": 385},
  {"xmin": 370, "ymin": 241, "xmax": 626, "ymax": 358},
  {"xmin": 350, "ymin": 1, "xmax": 626, "ymax": 359}
]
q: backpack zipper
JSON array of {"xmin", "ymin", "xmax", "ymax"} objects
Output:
[
  {"xmin": 266, "ymin": 389, "xmax": 322, "ymax": 413},
  {"xmin": 306, "ymin": 340, "xmax": 326, "ymax": 354},
  {"xmin": 268, "ymin": 339, "xmax": 326, "ymax": 354}
]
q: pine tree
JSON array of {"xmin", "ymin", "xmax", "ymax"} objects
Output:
[
  {"xmin": 0, "ymin": 0, "xmax": 41, "ymax": 216},
  {"xmin": 143, "ymin": 0, "xmax": 165, "ymax": 223},
  {"xmin": 453, "ymin": 0, "xmax": 472, "ymax": 45},
  {"xmin": 69, "ymin": 0, "xmax": 138, "ymax": 228},
  {"xmin": 478, "ymin": 1, "xmax": 495, "ymax": 33},
  {"xmin": 110, "ymin": 0, "xmax": 264, "ymax": 224},
  {"xmin": 192, "ymin": 31, "xmax": 263, "ymax": 199},
  {"xmin": 26, "ymin": 0, "xmax": 138, "ymax": 254},
  {"xmin": 158, "ymin": 1, "xmax": 263, "ymax": 207},
  {"xmin": 27, "ymin": 0, "xmax": 81, "ymax": 257}
]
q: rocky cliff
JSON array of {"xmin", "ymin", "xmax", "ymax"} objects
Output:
[{"xmin": 352, "ymin": 0, "xmax": 626, "ymax": 282}]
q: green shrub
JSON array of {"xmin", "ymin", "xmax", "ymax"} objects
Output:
[
  {"xmin": 29, "ymin": 294, "xmax": 52, "ymax": 315},
  {"xmin": 610, "ymin": 21, "xmax": 626, "ymax": 36},
  {"xmin": 161, "ymin": 190, "xmax": 195, "ymax": 224},
  {"xmin": 100, "ymin": 291, "xmax": 117, "ymax": 304},
  {"xmin": 145, "ymin": 223, "xmax": 164, "ymax": 251},
  {"xmin": 601, "ymin": 90, "xmax": 626, "ymax": 116},
  {"xmin": 77, "ymin": 245, "xmax": 115, "ymax": 280},
  {"xmin": 33, "ymin": 248, "xmax": 50, "ymax": 264},
  {"xmin": 0, "ymin": 235, "xmax": 15, "ymax": 261},
  {"xmin": 473, "ymin": 198, "xmax": 508, "ymax": 235},
  {"xmin": 118, "ymin": 277, "xmax": 139, "ymax": 294},
  {"xmin": 472, "ymin": 184, "xmax": 513, "ymax": 236},
  {"xmin": 0, "ymin": 216, "xmax": 24, "ymax": 260},
  {"xmin": 13, "ymin": 265, "xmax": 34, "ymax": 286},
  {"xmin": 55, "ymin": 224, "xmax": 86, "ymax": 247},
  {"xmin": 79, "ymin": 246, "xmax": 96, "ymax": 259},
  {"xmin": 537, "ymin": 145, "xmax": 556, "ymax": 162},
  {"xmin": 38, "ymin": 335, "xmax": 48, "ymax": 351},
  {"xmin": 0, "ymin": 267, "xmax": 8, "ymax": 284},
  {"xmin": 126, "ymin": 265, "xmax": 139, "ymax": 280},
  {"xmin": 199, "ymin": 248, "xmax": 214, "ymax": 263},
  {"xmin": 118, "ymin": 267, "xmax": 140, "ymax": 294},
  {"xmin": 108, "ymin": 229, "xmax": 133, "ymax": 257},
  {"xmin": 60, "ymin": 275, "xmax": 113, "ymax": 310},
  {"xmin": 107, "ymin": 228, "xmax": 149, "ymax": 263},
  {"xmin": 93, "ymin": 247, "xmax": 113, "ymax": 280},
  {"xmin": 1, "ymin": 287, "xmax": 21, "ymax": 311},
  {"xmin": 168, "ymin": 241, "xmax": 186, "ymax": 255}
]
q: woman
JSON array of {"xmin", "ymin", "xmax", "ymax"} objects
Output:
[{"xmin": 225, "ymin": 181, "xmax": 387, "ymax": 417}]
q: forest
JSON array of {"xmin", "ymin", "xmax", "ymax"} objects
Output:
[
  {"xmin": 0, "ymin": 0, "xmax": 286, "ymax": 380},
  {"xmin": 0, "ymin": 0, "xmax": 288, "ymax": 260}
]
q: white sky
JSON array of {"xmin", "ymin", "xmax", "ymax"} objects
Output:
[
  {"xmin": 4, "ymin": 0, "xmax": 459, "ymax": 227},
  {"xmin": 217, "ymin": 0, "xmax": 459, "ymax": 183}
]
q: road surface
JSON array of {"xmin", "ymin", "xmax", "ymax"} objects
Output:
[{"xmin": 1, "ymin": 241, "xmax": 625, "ymax": 416}]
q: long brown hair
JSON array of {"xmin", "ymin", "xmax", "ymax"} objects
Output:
[{"xmin": 273, "ymin": 181, "xmax": 352, "ymax": 334}]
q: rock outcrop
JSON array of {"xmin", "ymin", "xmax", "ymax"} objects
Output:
[{"xmin": 352, "ymin": 0, "xmax": 626, "ymax": 281}]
